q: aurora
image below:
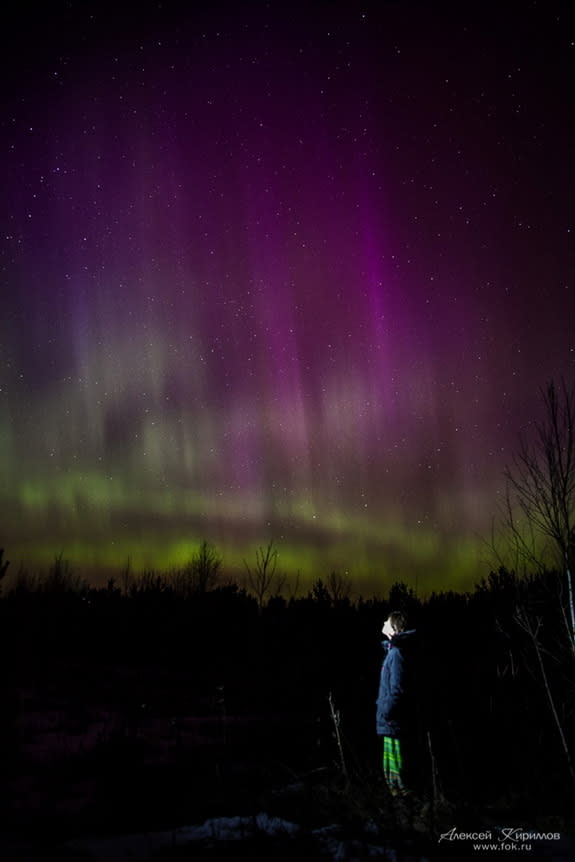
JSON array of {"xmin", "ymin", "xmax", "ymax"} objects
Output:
[{"xmin": 1, "ymin": 2, "xmax": 573, "ymax": 593}]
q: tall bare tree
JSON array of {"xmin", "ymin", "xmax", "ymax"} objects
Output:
[
  {"xmin": 505, "ymin": 380, "xmax": 575, "ymax": 649},
  {"xmin": 191, "ymin": 539, "xmax": 222, "ymax": 594},
  {"xmin": 244, "ymin": 540, "xmax": 283, "ymax": 610},
  {"xmin": 326, "ymin": 570, "xmax": 352, "ymax": 603},
  {"xmin": 0, "ymin": 548, "xmax": 9, "ymax": 591}
]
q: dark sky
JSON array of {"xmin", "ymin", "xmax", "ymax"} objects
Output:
[{"xmin": 1, "ymin": 1, "xmax": 574, "ymax": 593}]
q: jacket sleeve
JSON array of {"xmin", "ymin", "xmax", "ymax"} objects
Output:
[{"xmin": 382, "ymin": 649, "xmax": 405, "ymax": 721}]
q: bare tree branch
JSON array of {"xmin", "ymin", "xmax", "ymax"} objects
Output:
[
  {"xmin": 244, "ymin": 540, "xmax": 280, "ymax": 610},
  {"xmin": 504, "ymin": 380, "xmax": 575, "ymax": 651}
]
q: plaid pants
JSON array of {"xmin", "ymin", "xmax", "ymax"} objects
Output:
[{"xmin": 382, "ymin": 735, "xmax": 405, "ymax": 792}]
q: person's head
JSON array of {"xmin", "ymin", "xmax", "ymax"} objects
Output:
[{"xmin": 382, "ymin": 610, "xmax": 406, "ymax": 639}]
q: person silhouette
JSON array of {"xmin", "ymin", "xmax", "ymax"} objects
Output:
[{"xmin": 376, "ymin": 611, "xmax": 417, "ymax": 795}]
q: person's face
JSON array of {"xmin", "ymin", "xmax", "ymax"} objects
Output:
[{"xmin": 382, "ymin": 617, "xmax": 395, "ymax": 639}]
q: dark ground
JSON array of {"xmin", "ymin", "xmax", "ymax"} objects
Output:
[{"xmin": 1, "ymin": 573, "xmax": 574, "ymax": 859}]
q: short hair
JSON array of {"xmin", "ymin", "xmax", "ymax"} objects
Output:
[{"xmin": 388, "ymin": 611, "xmax": 406, "ymax": 633}]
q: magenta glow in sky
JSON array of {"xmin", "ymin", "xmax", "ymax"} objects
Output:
[{"xmin": 1, "ymin": 2, "xmax": 574, "ymax": 592}]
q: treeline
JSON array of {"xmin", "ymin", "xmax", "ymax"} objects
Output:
[{"xmin": 0, "ymin": 548, "xmax": 574, "ymax": 821}]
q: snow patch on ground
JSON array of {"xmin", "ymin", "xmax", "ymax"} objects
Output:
[{"xmin": 63, "ymin": 811, "xmax": 418, "ymax": 861}]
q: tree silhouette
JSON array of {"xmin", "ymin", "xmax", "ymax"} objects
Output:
[
  {"xmin": 505, "ymin": 379, "xmax": 575, "ymax": 649},
  {"xmin": 0, "ymin": 548, "xmax": 9, "ymax": 584},
  {"xmin": 244, "ymin": 540, "xmax": 282, "ymax": 610},
  {"xmin": 326, "ymin": 570, "xmax": 352, "ymax": 603},
  {"xmin": 191, "ymin": 540, "xmax": 222, "ymax": 594}
]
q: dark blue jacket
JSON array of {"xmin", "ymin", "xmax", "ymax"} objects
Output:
[{"xmin": 376, "ymin": 629, "xmax": 416, "ymax": 737}]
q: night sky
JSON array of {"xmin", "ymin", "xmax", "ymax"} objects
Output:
[{"xmin": 1, "ymin": 1, "xmax": 574, "ymax": 593}]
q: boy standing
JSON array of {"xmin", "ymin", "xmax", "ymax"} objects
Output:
[{"xmin": 376, "ymin": 611, "xmax": 416, "ymax": 794}]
